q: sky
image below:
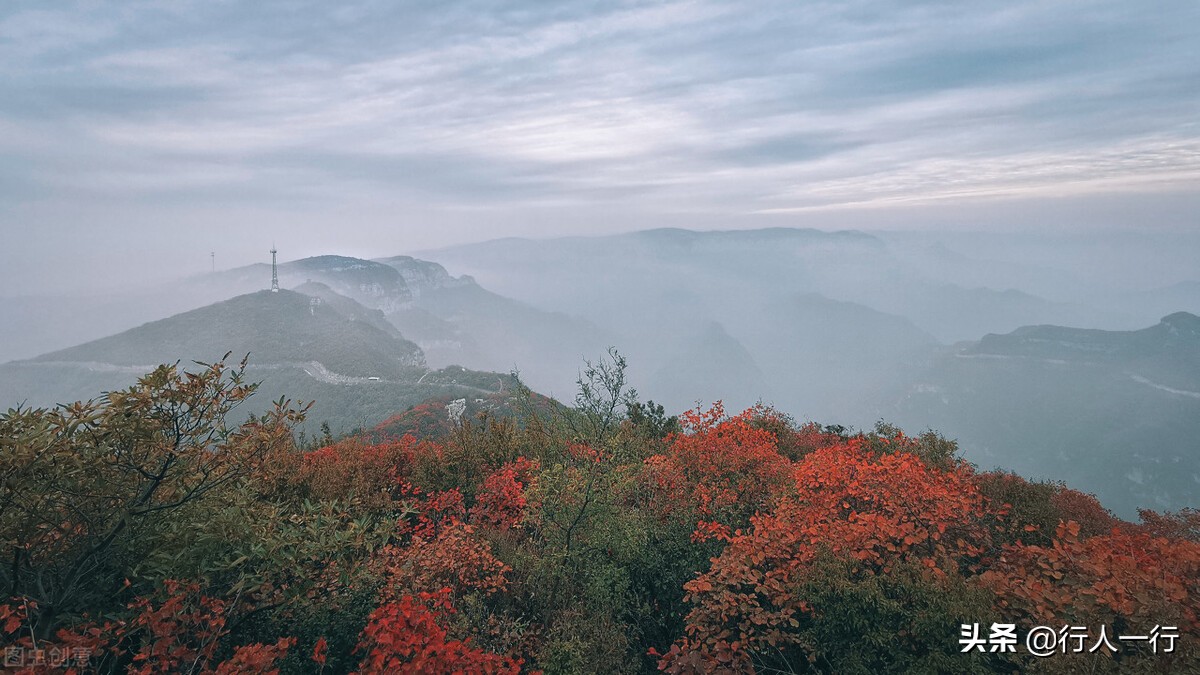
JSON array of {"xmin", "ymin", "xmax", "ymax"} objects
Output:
[{"xmin": 1, "ymin": 0, "xmax": 1198, "ymax": 295}]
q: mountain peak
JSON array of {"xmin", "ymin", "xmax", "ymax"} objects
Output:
[
  {"xmin": 1160, "ymin": 311, "xmax": 1200, "ymax": 335},
  {"xmin": 33, "ymin": 288, "xmax": 425, "ymax": 377},
  {"xmin": 374, "ymin": 255, "xmax": 473, "ymax": 298}
]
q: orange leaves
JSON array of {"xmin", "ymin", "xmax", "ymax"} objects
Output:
[
  {"xmin": 1138, "ymin": 507, "xmax": 1200, "ymax": 541},
  {"xmin": 374, "ymin": 522, "xmax": 510, "ymax": 604},
  {"xmin": 643, "ymin": 403, "xmax": 792, "ymax": 530},
  {"xmin": 287, "ymin": 436, "xmax": 419, "ymax": 509},
  {"xmin": 313, "ymin": 636, "xmax": 329, "ymax": 667},
  {"xmin": 660, "ymin": 438, "xmax": 994, "ymax": 670},
  {"xmin": 980, "ymin": 523, "xmax": 1200, "ymax": 667},
  {"xmin": 786, "ymin": 440, "xmax": 992, "ymax": 569},
  {"xmin": 121, "ymin": 580, "xmax": 230, "ymax": 675},
  {"xmin": 470, "ymin": 458, "xmax": 539, "ymax": 532},
  {"xmin": 374, "ymin": 481, "xmax": 510, "ymax": 604},
  {"xmin": 354, "ymin": 590, "xmax": 522, "ymax": 674},
  {"xmin": 0, "ymin": 599, "xmax": 30, "ymax": 635},
  {"xmin": 3, "ymin": 581, "xmax": 295, "ymax": 675},
  {"xmin": 981, "ymin": 522, "xmax": 1200, "ymax": 627},
  {"xmin": 1048, "ymin": 488, "xmax": 1118, "ymax": 537},
  {"xmin": 392, "ymin": 483, "xmax": 467, "ymax": 540},
  {"xmin": 210, "ymin": 638, "xmax": 296, "ymax": 675}
]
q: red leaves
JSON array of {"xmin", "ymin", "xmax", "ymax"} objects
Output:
[
  {"xmin": 287, "ymin": 435, "xmax": 419, "ymax": 509},
  {"xmin": 0, "ymin": 599, "xmax": 30, "ymax": 635},
  {"xmin": 1049, "ymin": 488, "xmax": 1119, "ymax": 537},
  {"xmin": 982, "ymin": 522, "xmax": 1200, "ymax": 627},
  {"xmin": 1, "ymin": 582, "xmax": 295, "ymax": 675},
  {"xmin": 660, "ymin": 438, "xmax": 994, "ymax": 670},
  {"xmin": 211, "ymin": 638, "xmax": 296, "ymax": 675},
  {"xmin": 354, "ymin": 590, "xmax": 522, "ymax": 674},
  {"xmin": 121, "ymin": 580, "xmax": 230, "ymax": 675},
  {"xmin": 392, "ymin": 482, "xmax": 467, "ymax": 540},
  {"xmin": 1138, "ymin": 507, "xmax": 1200, "ymax": 542},
  {"xmin": 373, "ymin": 522, "xmax": 510, "ymax": 604},
  {"xmin": 643, "ymin": 403, "xmax": 792, "ymax": 529},
  {"xmin": 313, "ymin": 636, "xmax": 329, "ymax": 667},
  {"xmin": 470, "ymin": 458, "xmax": 539, "ymax": 532}
]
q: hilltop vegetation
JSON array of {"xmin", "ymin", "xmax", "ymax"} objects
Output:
[
  {"xmin": 2, "ymin": 354, "xmax": 1197, "ymax": 674},
  {"xmin": 0, "ymin": 287, "xmax": 527, "ymax": 436}
]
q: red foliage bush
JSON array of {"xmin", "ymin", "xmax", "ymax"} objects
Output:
[
  {"xmin": 981, "ymin": 522, "xmax": 1200, "ymax": 668},
  {"xmin": 289, "ymin": 436, "xmax": 419, "ymax": 509},
  {"xmin": 374, "ymin": 522, "xmax": 510, "ymax": 604},
  {"xmin": 658, "ymin": 439, "xmax": 993, "ymax": 671},
  {"xmin": 2, "ymin": 581, "xmax": 295, "ymax": 675},
  {"xmin": 643, "ymin": 403, "xmax": 793, "ymax": 529},
  {"xmin": 1048, "ymin": 487, "xmax": 1120, "ymax": 538},
  {"xmin": 1137, "ymin": 507, "xmax": 1200, "ymax": 542},
  {"xmin": 354, "ymin": 589, "xmax": 522, "ymax": 674},
  {"xmin": 470, "ymin": 458, "xmax": 539, "ymax": 532}
]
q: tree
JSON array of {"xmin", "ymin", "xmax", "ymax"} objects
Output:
[
  {"xmin": 570, "ymin": 347, "xmax": 636, "ymax": 448},
  {"xmin": 0, "ymin": 356, "xmax": 305, "ymax": 637}
]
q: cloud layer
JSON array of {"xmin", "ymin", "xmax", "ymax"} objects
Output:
[{"xmin": 1, "ymin": 0, "xmax": 1198, "ymax": 292}]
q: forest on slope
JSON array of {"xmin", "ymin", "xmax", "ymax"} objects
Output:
[{"xmin": 1, "ymin": 353, "xmax": 1197, "ymax": 674}]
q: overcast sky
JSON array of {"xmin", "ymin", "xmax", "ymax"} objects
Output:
[{"xmin": 2, "ymin": 0, "xmax": 1198, "ymax": 295}]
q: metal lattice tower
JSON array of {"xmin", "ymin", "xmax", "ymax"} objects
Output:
[{"xmin": 270, "ymin": 246, "xmax": 279, "ymax": 292}]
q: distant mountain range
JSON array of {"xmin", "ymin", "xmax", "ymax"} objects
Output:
[
  {"xmin": 891, "ymin": 312, "xmax": 1200, "ymax": 517},
  {"xmin": 2, "ymin": 227, "xmax": 1197, "ymax": 516}
]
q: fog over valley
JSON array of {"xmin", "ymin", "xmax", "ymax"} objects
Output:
[{"xmin": 2, "ymin": 227, "xmax": 1198, "ymax": 518}]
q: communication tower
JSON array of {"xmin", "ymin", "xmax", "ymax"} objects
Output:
[{"xmin": 270, "ymin": 246, "xmax": 279, "ymax": 292}]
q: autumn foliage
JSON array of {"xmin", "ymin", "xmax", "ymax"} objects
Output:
[
  {"xmin": 643, "ymin": 403, "xmax": 794, "ymax": 530},
  {"xmin": 3, "ymin": 355, "xmax": 1197, "ymax": 674},
  {"xmin": 355, "ymin": 590, "xmax": 522, "ymax": 674},
  {"xmin": 656, "ymin": 437, "xmax": 996, "ymax": 672}
]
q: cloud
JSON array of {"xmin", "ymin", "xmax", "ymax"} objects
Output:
[{"xmin": 0, "ymin": 0, "xmax": 1198, "ymax": 292}]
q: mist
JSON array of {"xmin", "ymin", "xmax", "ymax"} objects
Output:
[{"xmin": 3, "ymin": 1, "xmax": 1199, "ymax": 518}]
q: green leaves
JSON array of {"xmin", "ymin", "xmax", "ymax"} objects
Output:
[{"xmin": 0, "ymin": 356, "xmax": 304, "ymax": 637}]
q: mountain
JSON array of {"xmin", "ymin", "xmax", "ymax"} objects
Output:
[
  {"xmin": 647, "ymin": 321, "xmax": 769, "ymax": 413},
  {"xmin": 0, "ymin": 288, "xmax": 521, "ymax": 435},
  {"xmin": 739, "ymin": 293, "xmax": 939, "ymax": 423},
  {"xmin": 415, "ymin": 227, "xmax": 1118, "ymax": 345},
  {"xmin": 33, "ymin": 289, "xmax": 424, "ymax": 378},
  {"xmin": 220, "ymin": 254, "xmax": 605, "ymax": 396},
  {"xmin": 291, "ymin": 281, "xmax": 401, "ymax": 336},
  {"xmin": 4, "ymin": 228, "xmax": 1196, "ymax": 520},
  {"xmin": 0, "ymin": 252, "xmax": 604, "ymax": 401},
  {"xmin": 374, "ymin": 255, "xmax": 474, "ymax": 298},
  {"xmin": 891, "ymin": 313, "xmax": 1200, "ymax": 518},
  {"xmin": 278, "ymin": 255, "xmax": 413, "ymax": 312}
]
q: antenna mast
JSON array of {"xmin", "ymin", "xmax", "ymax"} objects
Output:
[{"xmin": 270, "ymin": 245, "xmax": 279, "ymax": 292}]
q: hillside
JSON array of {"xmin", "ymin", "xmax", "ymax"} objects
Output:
[
  {"xmin": 647, "ymin": 321, "xmax": 769, "ymax": 412},
  {"xmin": 34, "ymin": 289, "xmax": 424, "ymax": 378},
  {"xmin": 893, "ymin": 312, "xmax": 1200, "ymax": 517},
  {"xmin": 0, "ymin": 288, "xmax": 527, "ymax": 435}
]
